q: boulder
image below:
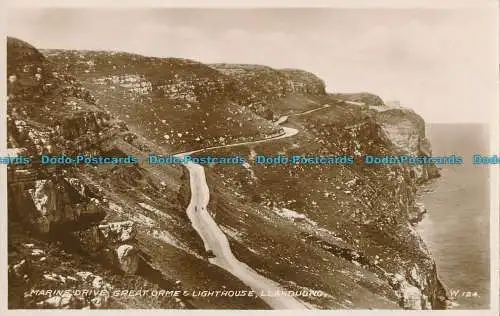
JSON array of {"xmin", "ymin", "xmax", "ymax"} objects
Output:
[
  {"xmin": 98, "ymin": 221, "xmax": 136, "ymax": 244},
  {"xmin": 28, "ymin": 178, "xmax": 105, "ymax": 233},
  {"xmin": 116, "ymin": 244, "xmax": 139, "ymax": 275}
]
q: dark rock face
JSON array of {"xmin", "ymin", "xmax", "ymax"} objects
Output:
[
  {"xmin": 74, "ymin": 221, "xmax": 140, "ymax": 275},
  {"xmin": 8, "ymin": 176, "xmax": 106, "ymax": 234},
  {"xmin": 7, "ymin": 38, "xmax": 48, "ymax": 100},
  {"xmin": 6, "ymin": 37, "xmax": 148, "ymax": 306},
  {"xmin": 7, "ymin": 36, "xmax": 449, "ymax": 310}
]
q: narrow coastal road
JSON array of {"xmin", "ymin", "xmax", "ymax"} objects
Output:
[
  {"xmin": 174, "ymin": 105, "xmax": 331, "ymax": 309},
  {"xmin": 175, "ymin": 127, "xmax": 306, "ymax": 309},
  {"xmin": 178, "ymin": 126, "xmax": 298, "ymax": 156},
  {"xmin": 289, "ymin": 103, "xmax": 331, "ymax": 117}
]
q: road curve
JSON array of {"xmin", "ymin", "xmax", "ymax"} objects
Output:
[
  {"xmin": 178, "ymin": 126, "xmax": 298, "ymax": 156},
  {"xmin": 175, "ymin": 127, "xmax": 307, "ymax": 309},
  {"xmin": 174, "ymin": 105, "xmax": 331, "ymax": 309}
]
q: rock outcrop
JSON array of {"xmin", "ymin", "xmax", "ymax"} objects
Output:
[
  {"xmin": 116, "ymin": 244, "xmax": 140, "ymax": 275},
  {"xmin": 374, "ymin": 107, "xmax": 440, "ymax": 183},
  {"xmin": 74, "ymin": 221, "xmax": 140, "ymax": 275},
  {"xmin": 210, "ymin": 64, "xmax": 326, "ymax": 118},
  {"xmin": 8, "ymin": 176, "xmax": 106, "ymax": 234}
]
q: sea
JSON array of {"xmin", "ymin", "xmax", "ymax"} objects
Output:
[{"xmin": 416, "ymin": 123, "xmax": 490, "ymax": 309}]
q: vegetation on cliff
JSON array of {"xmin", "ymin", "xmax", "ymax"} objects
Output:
[{"xmin": 7, "ymin": 36, "xmax": 448, "ymax": 310}]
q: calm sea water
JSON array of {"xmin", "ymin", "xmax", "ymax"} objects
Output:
[{"xmin": 416, "ymin": 123, "xmax": 490, "ymax": 309}]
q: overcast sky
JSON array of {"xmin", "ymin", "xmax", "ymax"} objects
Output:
[{"xmin": 7, "ymin": 8, "xmax": 498, "ymax": 123}]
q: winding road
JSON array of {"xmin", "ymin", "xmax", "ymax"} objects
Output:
[{"xmin": 174, "ymin": 105, "xmax": 330, "ymax": 309}]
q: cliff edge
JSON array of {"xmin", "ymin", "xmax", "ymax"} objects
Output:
[{"xmin": 7, "ymin": 36, "xmax": 448, "ymax": 310}]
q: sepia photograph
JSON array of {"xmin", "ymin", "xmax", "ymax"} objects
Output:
[{"xmin": 3, "ymin": 2, "xmax": 497, "ymax": 311}]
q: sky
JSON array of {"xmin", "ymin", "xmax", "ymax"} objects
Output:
[{"xmin": 7, "ymin": 7, "xmax": 498, "ymax": 123}]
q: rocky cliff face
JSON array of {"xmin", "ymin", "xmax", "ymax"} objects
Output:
[
  {"xmin": 209, "ymin": 64, "xmax": 326, "ymax": 118},
  {"xmin": 7, "ymin": 37, "xmax": 188, "ymax": 309},
  {"xmin": 7, "ymin": 36, "xmax": 448, "ymax": 310},
  {"xmin": 9, "ymin": 176, "xmax": 105, "ymax": 233},
  {"xmin": 206, "ymin": 101, "xmax": 448, "ymax": 309},
  {"xmin": 373, "ymin": 107, "xmax": 440, "ymax": 183}
]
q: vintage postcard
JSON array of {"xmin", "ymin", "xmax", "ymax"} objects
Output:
[{"xmin": 2, "ymin": 0, "xmax": 498, "ymax": 314}]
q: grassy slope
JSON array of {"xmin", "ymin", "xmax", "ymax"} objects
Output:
[{"xmin": 41, "ymin": 49, "xmax": 282, "ymax": 153}]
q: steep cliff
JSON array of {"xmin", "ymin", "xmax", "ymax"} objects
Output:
[
  {"xmin": 205, "ymin": 100, "xmax": 448, "ymax": 309},
  {"xmin": 7, "ymin": 36, "xmax": 448, "ymax": 310},
  {"xmin": 373, "ymin": 107, "xmax": 440, "ymax": 182}
]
